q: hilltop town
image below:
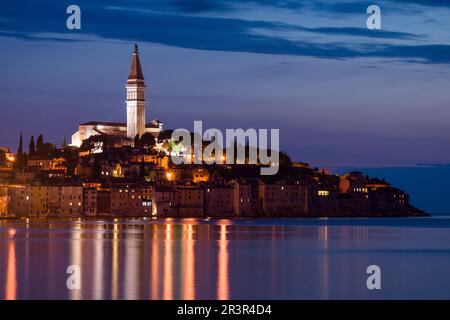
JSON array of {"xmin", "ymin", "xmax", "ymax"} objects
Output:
[
  {"xmin": 0, "ymin": 135, "xmax": 426, "ymax": 218},
  {"xmin": 0, "ymin": 45, "xmax": 426, "ymax": 219}
]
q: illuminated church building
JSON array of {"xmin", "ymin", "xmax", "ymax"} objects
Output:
[{"xmin": 71, "ymin": 44, "xmax": 163, "ymax": 147}]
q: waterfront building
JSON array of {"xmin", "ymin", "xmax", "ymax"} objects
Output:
[
  {"xmin": 368, "ymin": 186, "xmax": 408, "ymax": 214},
  {"xmin": 110, "ymin": 184, "xmax": 153, "ymax": 217},
  {"xmin": 7, "ymin": 184, "xmax": 83, "ymax": 217},
  {"xmin": 6, "ymin": 184, "xmax": 30, "ymax": 216},
  {"xmin": 232, "ymin": 181, "xmax": 260, "ymax": 216},
  {"xmin": 176, "ymin": 185, "xmax": 205, "ymax": 217},
  {"xmin": 83, "ymin": 188, "xmax": 111, "ymax": 217},
  {"xmin": 0, "ymin": 185, "xmax": 7, "ymax": 216},
  {"xmin": 258, "ymin": 180, "xmax": 308, "ymax": 216},
  {"xmin": 205, "ymin": 184, "xmax": 234, "ymax": 216},
  {"xmin": 152, "ymin": 185, "xmax": 177, "ymax": 217},
  {"xmin": 47, "ymin": 185, "xmax": 83, "ymax": 217},
  {"xmin": 339, "ymin": 171, "xmax": 368, "ymax": 194}
]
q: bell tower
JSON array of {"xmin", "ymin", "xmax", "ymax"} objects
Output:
[{"xmin": 126, "ymin": 44, "xmax": 146, "ymax": 144}]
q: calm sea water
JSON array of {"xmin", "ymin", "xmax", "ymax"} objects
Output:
[{"xmin": 1, "ymin": 217, "xmax": 450, "ymax": 300}]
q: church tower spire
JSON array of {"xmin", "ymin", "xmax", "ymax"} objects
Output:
[{"xmin": 126, "ymin": 44, "xmax": 146, "ymax": 144}]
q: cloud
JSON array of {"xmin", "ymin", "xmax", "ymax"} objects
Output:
[
  {"xmin": 171, "ymin": 0, "xmax": 230, "ymax": 12},
  {"xmin": 390, "ymin": 0, "xmax": 450, "ymax": 8},
  {"xmin": 290, "ymin": 26, "xmax": 418, "ymax": 40},
  {"xmin": 0, "ymin": 0, "xmax": 449, "ymax": 63}
]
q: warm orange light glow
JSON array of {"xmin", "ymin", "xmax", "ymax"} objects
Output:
[
  {"xmin": 183, "ymin": 224, "xmax": 196, "ymax": 300},
  {"xmin": 111, "ymin": 222, "xmax": 119, "ymax": 300},
  {"xmin": 93, "ymin": 224, "xmax": 105, "ymax": 300},
  {"xmin": 217, "ymin": 224, "xmax": 229, "ymax": 300},
  {"xmin": 166, "ymin": 172, "xmax": 173, "ymax": 180},
  {"xmin": 8, "ymin": 228, "xmax": 16, "ymax": 238},
  {"xmin": 151, "ymin": 224, "xmax": 159, "ymax": 300},
  {"xmin": 70, "ymin": 225, "xmax": 82, "ymax": 300},
  {"xmin": 6, "ymin": 240, "xmax": 17, "ymax": 300},
  {"xmin": 163, "ymin": 224, "xmax": 173, "ymax": 300}
]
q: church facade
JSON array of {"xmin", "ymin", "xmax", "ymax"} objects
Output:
[{"xmin": 71, "ymin": 45, "xmax": 162, "ymax": 148}]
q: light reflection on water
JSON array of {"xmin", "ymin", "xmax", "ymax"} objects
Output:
[
  {"xmin": 5, "ymin": 239, "xmax": 16, "ymax": 300},
  {"xmin": 1, "ymin": 217, "xmax": 450, "ymax": 300}
]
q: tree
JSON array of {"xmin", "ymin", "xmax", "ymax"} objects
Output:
[
  {"xmin": 134, "ymin": 134, "xmax": 140, "ymax": 148},
  {"xmin": 139, "ymin": 160, "xmax": 146, "ymax": 178},
  {"xmin": 60, "ymin": 147, "xmax": 78, "ymax": 177},
  {"xmin": 39, "ymin": 143, "xmax": 56, "ymax": 158},
  {"xmin": 279, "ymin": 151, "xmax": 292, "ymax": 166},
  {"xmin": 29, "ymin": 135, "xmax": 36, "ymax": 156},
  {"xmin": 14, "ymin": 133, "xmax": 26, "ymax": 171},
  {"xmin": 0, "ymin": 149, "xmax": 6, "ymax": 166},
  {"xmin": 158, "ymin": 129, "xmax": 174, "ymax": 141},
  {"xmin": 92, "ymin": 156, "xmax": 101, "ymax": 179},
  {"xmin": 139, "ymin": 133, "xmax": 156, "ymax": 149},
  {"xmin": 79, "ymin": 135, "xmax": 103, "ymax": 154},
  {"xmin": 36, "ymin": 134, "xmax": 44, "ymax": 155},
  {"xmin": 17, "ymin": 132, "xmax": 23, "ymax": 155},
  {"xmin": 62, "ymin": 137, "xmax": 67, "ymax": 149},
  {"xmin": 102, "ymin": 135, "xmax": 108, "ymax": 154}
]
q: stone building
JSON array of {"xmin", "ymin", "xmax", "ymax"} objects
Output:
[{"xmin": 71, "ymin": 45, "xmax": 162, "ymax": 148}]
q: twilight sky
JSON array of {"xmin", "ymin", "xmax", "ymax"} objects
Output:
[{"xmin": 1, "ymin": 0, "xmax": 450, "ymax": 167}]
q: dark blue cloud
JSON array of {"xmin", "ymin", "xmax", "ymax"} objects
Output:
[
  {"xmin": 0, "ymin": 0, "xmax": 447, "ymax": 63},
  {"xmin": 171, "ymin": 0, "xmax": 308, "ymax": 11},
  {"xmin": 391, "ymin": 0, "xmax": 450, "ymax": 7},
  {"xmin": 294, "ymin": 26, "xmax": 418, "ymax": 40},
  {"xmin": 171, "ymin": 0, "xmax": 230, "ymax": 12},
  {"xmin": 312, "ymin": 1, "xmax": 369, "ymax": 14},
  {"xmin": 171, "ymin": 0, "xmax": 450, "ymax": 13}
]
